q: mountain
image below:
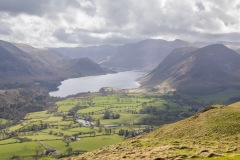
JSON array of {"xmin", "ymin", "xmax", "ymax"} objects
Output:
[
  {"xmin": 58, "ymin": 58, "xmax": 113, "ymax": 77},
  {"xmin": 0, "ymin": 40, "xmax": 113, "ymax": 86},
  {"xmin": 69, "ymin": 102, "xmax": 240, "ymax": 159},
  {"xmin": 14, "ymin": 43, "xmax": 68, "ymax": 65},
  {"xmin": 54, "ymin": 39, "xmax": 190, "ymax": 71},
  {"xmin": 236, "ymin": 48, "xmax": 240, "ymax": 54},
  {"xmin": 0, "ymin": 40, "xmax": 40, "ymax": 82},
  {"xmin": 101, "ymin": 39, "xmax": 191, "ymax": 71},
  {"xmin": 54, "ymin": 40, "xmax": 240, "ymax": 71},
  {"xmin": 54, "ymin": 45, "xmax": 116, "ymax": 62},
  {"xmin": 140, "ymin": 44, "xmax": 240, "ymax": 94}
]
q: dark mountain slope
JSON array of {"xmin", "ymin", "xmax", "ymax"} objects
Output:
[
  {"xmin": 14, "ymin": 43, "xmax": 68, "ymax": 65},
  {"xmin": 0, "ymin": 46, "xmax": 34, "ymax": 82},
  {"xmin": 140, "ymin": 44, "xmax": 240, "ymax": 94},
  {"xmin": 0, "ymin": 40, "xmax": 113, "ymax": 85},
  {"xmin": 58, "ymin": 58, "xmax": 114, "ymax": 77},
  {"xmin": 236, "ymin": 48, "xmax": 240, "ymax": 54}
]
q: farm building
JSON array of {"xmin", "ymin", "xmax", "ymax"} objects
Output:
[{"xmin": 76, "ymin": 119, "xmax": 94, "ymax": 126}]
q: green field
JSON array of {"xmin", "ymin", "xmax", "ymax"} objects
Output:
[
  {"xmin": 0, "ymin": 92, "xmax": 237, "ymax": 159},
  {"xmin": 0, "ymin": 142, "xmax": 43, "ymax": 160}
]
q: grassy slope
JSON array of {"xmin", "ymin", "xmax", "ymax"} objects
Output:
[{"xmin": 69, "ymin": 102, "xmax": 240, "ymax": 160}]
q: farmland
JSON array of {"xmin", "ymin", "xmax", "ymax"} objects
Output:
[{"xmin": 0, "ymin": 92, "xmax": 200, "ymax": 159}]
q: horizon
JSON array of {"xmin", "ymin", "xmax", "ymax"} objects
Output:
[{"xmin": 1, "ymin": 38, "xmax": 240, "ymax": 49}]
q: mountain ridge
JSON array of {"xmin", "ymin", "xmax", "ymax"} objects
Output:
[
  {"xmin": 0, "ymin": 40, "xmax": 113, "ymax": 86},
  {"xmin": 54, "ymin": 39, "xmax": 240, "ymax": 71},
  {"xmin": 140, "ymin": 44, "xmax": 240, "ymax": 94}
]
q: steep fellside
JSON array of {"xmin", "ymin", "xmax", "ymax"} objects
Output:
[
  {"xmin": 141, "ymin": 44, "xmax": 240, "ymax": 94},
  {"xmin": 0, "ymin": 40, "xmax": 113, "ymax": 85},
  {"xmin": 67, "ymin": 102, "xmax": 240, "ymax": 160},
  {"xmin": 0, "ymin": 46, "xmax": 35, "ymax": 82}
]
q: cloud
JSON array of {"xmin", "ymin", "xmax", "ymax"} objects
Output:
[
  {"xmin": 196, "ymin": 2, "xmax": 205, "ymax": 11},
  {"xmin": 0, "ymin": 0, "xmax": 94, "ymax": 17},
  {"xmin": 0, "ymin": 0, "xmax": 47, "ymax": 15},
  {"xmin": 0, "ymin": 20, "xmax": 12, "ymax": 35},
  {"xmin": 0, "ymin": 0, "xmax": 239, "ymax": 47}
]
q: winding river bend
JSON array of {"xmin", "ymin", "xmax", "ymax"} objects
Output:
[{"xmin": 49, "ymin": 71, "xmax": 145, "ymax": 97}]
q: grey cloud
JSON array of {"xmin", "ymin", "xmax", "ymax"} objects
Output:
[
  {"xmin": 0, "ymin": 0, "xmax": 49, "ymax": 15},
  {"xmin": 53, "ymin": 27, "xmax": 138, "ymax": 45},
  {"xmin": 0, "ymin": 0, "xmax": 93, "ymax": 16},
  {"xmin": 196, "ymin": 2, "xmax": 205, "ymax": 11},
  {"xmin": 53, "ymin": 28, "xmax": 99, "ymax": 44},
  {"xmin": 1, "ymin": 0, "xmax": 240, "ymax": 47},
  {"xmin": 0, "ymin": 24, "xmax": 12, "ymax": 35}
]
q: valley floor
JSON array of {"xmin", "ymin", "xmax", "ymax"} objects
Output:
[{"xmin": 0, "ymin": 90, "xmax": 240, "ymax": 159}]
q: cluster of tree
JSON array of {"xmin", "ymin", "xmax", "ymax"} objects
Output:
[
  {"xmin": 118, "ymin": 126, "xmax": 153, "ymax": 138},
  {"xmin": 103, "ymin": 111, "xmax": 120, "ymax": 119},
  {"xmin": 20, "ymin": 123, "xmax": 48, "ymax": 132},
  {"xmin": 118, "ymin": 129, "xmax": 138, "ymax": 138},
  {"xmin": 0, "ymin": 86, "xmax": 50, "ymax": 124},
  {"xmin": 69, "ymin": 105, "xmax": 88, "ymax": 116},
  {"xmin": 0, "ymin": 122, "xmax": 49, "ymax": 139},
  {"xmin": 140, "ymin": 106, "xmax": 158, "ymax": 115},
  {"xmin": 104, "ymin": 128, "xmax": 114, "ymax": 135},
  {"xmin": 17, "ymin": 137, "xmax": 32, "ymax": 143},
  {"xmin": 0, "ymin": 121, "xmax": 12, "ymax": 130}
]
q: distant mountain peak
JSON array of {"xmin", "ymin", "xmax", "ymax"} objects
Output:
[{"xmin": 173, "ymin": 39, "xmax": 186, "ymax": 42}]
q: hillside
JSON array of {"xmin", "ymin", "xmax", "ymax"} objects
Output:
[
  {"xmin": 0, "ymin": 46, "xmax": 33, "ymax": 81},
  {"xmin": 54, "ymin": 40, "xmax": 240, "ymax": 71},
  {"xmin": 140, "ymin": 44, "xmax": 240, "ymax": 94},
  {"xmin": 54, "ymin": 45, "xmax": 116, "ymax": 62},
  {"xmin": 0, "ymin": 40, "xmax": 113, "ymax": 85},
  {"xmin": 236, "ymin": 48, "xmax": 240, "ymax": 54},
  {"xmin": 14, "ymin": 43, "xmax": 68, "ymax": 65},
  {"xmin": 70, "ymin": 102, "xmax": 240, "ymax": 160},
  {"xmin": 0, "ymin": 87, "xmax": 50, "ymax": 124},
  {"xmin": 101, "ymin": 39, "xmax": 190, "ymax": 71},
  {"xmin": 58, "ymin": 58, "xmax": 114, "ymax": 77},
  {"xmin": 55, "ymin": 39, "xmax": 190, "ymax": 71}
]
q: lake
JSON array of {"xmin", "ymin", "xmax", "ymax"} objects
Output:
[{"xmin": 49, "ymin": 71, "xmax": 146, "ymax": 97}]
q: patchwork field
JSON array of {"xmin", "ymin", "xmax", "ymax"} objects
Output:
[
  {"xmin": 1, "ymin": 91, "xmax": 238, "ymax": 159},
  {"xmin": 0, "ymin": 93, "xmax": 197, "ymax": 159}
]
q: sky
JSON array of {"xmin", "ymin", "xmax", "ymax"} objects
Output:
[{"xmin": 0, "ymin": 0, "xmax": 239, "ymax": 48}]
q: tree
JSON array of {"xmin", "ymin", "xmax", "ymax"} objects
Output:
[
  {"xmin": 98, "ymin": 126, "xmax": 103, "ymax": 133},
  {"xmin": 73, "ymin": 134, "xmax": 78, "ymax": 141},
  {"xmin": 66, "ymin": 147, "xmax": 73, "ymax": 155},
  {"xmin": 63, "ymin": 135, "xmax": 70, "ymax": 146},
  {"xmin": 113, "ymin": 113, "xmax": 120, "ymax": 119},
  {"xmin": 103, "ymin": 111, "xmax": 111, "ymax": 119},
  {"xmin": 96, "ymin": 119, "xmax": 100, "ymax": 127}
]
